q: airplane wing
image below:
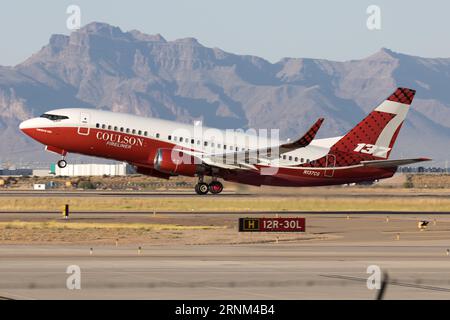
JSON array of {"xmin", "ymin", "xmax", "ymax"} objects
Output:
[
  {"xmin": 205, "ymin": 118, "xmax": 325, "ymax": 164},
  {"xmin": 361, "ymin": 158, "xmax": 432, "ymax": 168},
  {"xmin": 201, "ymin": 157, "xmax": 257, "ymax": 171},
  {"xmin": 279, "ymin": 118, "xmax": 324, "ymax": 151},
  {"xmin": 177, "ymin": 118, "xmax": 325, "ymax": 173}
]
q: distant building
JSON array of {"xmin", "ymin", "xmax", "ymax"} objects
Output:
[
  {"xmin": 51, "ymin": 162, "xmax": 132, "ymax": 176},
  {"xmin": 32, "ymin": 169, "xmax": 51, "ymax": 177},
  {"xmin": 0, "ymin": 168, "xmax": 33, "ymax": 176}
]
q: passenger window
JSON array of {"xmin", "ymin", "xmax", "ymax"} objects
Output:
[
  {"xmin": 114, "ymin": 126, "xmax": 118, "ymax": 131},
  {"xmin": 191, "ymin": 139, "xmax": 195, "ymax": 144},
  {"xmin": 283, "ymin": 155, "xmax": 287, "ymax": 160},
  {"xmin": 102, "ymin": 124, "xmax": 106, "ymax": 129},
  {"xmin": 132, "ymin": 129, "xmax": 136, "ymax": 134},
  {"xmin": 120, "ymin": 127, "xmax": 124, "ymax": 132},
  {"xmin": 295, "ymin": 157, "xmax": 298, "ymax": 162},
  {"xmin": 197, "ymin": 140, "xmax": 200, "ymax": 145},
  {"xmin": 138, "ymin": 130, "xmax": 142, "ymax": 135},
  {"xmin": 211, "ymin": 142, "xmax": 215, "ymax": 148},
  {"xmin": 179, "ymin": 137, "xmax": 183, "ymax": 142},
  {"xmin": 204, "ymin": 141, "xmax": 208, "ymax": 147},
  {"xmin": 217, "ymin": 144, "xmax": 221, "ymax": 148},
  {"xmin": 224, "ymin": 145, "xmax": 227, "ymax": 150},
  {"xmin": 289, "ymin": 156, "xmax": 292, "ymax": 161},
  {"xmin": 96, "ymin": 123, "xmax": 100, "ymax": 128},
  {"xmin": 156, "ymin": 133, "xmax": 160, "ymax": 138},
  {"xmin": 168, "ymin": 135, "xmax": 172, "ymax": 140},
  {"xmin": 108, "ymin": 125, "xmax": 112, "ymax": 130},
  {"xmin": 301, "ymin": 158, "xmax": 304, "ymax": 163},
  {"xmin": 144, "ymin": 131, "xmax": 148, "ymax": 136}
]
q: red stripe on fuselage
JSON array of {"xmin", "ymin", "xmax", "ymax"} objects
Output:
[{"xmin": 22, "ymin": 126, "xmax": 178, "ymax": 165}]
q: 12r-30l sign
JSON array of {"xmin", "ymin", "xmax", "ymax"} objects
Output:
[{"xmin": 239, "ymin": 217, "xmax": 305, "ymax": 232}]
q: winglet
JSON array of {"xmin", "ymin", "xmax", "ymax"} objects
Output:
[
  {"xmin": 386, "ymin": 87, "xmax": 416, "ymax": 105},
  {"xmin": 281, "ymin": 118, "xmax": 324, "ymax": 149}
]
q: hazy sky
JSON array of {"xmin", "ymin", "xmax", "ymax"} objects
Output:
[{"xmin": 0, "ymin": 0, "xmax": 449, "ymax": 66}]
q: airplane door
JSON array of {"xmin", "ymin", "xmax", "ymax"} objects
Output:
[
  {"xmin": 78, "ymin": 111, "xmax": 90, "ymax": 136},
  {"xmin": 324, "ymin": 154, "xmax": 336, "ymax": 177}
]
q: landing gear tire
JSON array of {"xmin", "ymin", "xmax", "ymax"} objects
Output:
[
  {"xmin": 57, "ymin": 159, "xmax": 67, "ymax": 168},
  {"xmin": 208, "ymin": 181, "xmax": 224, "ymax": 194},
  {"xmin": 195, "ymin": 182, "xmax": 209, "ymax": 195}
]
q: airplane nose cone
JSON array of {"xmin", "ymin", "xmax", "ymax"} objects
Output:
[
  {"xmin": 19, "ymin": 119, "xmax": 32, "ymax": 131},
  {"xmin": 19, "ymin": 119, "xmax": 39, "ymax": 132},
  {"xmin": 19, "ymin": 119, "xmax": 39, "ymax": 138}
]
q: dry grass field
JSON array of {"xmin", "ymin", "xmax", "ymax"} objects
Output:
[
  {"xmin": 1, "ymin": 195, "xmax": 450, "ymax": 212},
  {"xmin": 0, "ymin": 215, "xmax": 328, "ymax": 245}
]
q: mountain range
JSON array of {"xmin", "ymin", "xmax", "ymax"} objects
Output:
[{"xmin": 0, "ymin": 22, "xmax": 449, "ymax": 167}]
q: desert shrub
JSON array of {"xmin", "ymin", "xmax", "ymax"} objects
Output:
[{"xmin": 78, "ymin": 180, "xmax": 95, "ymax": 190}]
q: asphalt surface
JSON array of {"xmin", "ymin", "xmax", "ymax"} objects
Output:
[
  {"xmin": 1, "ymin": 202, "xmax": 450, "ymax": 300},
  {"xmin": 1, "ymin": 190, "xmax": 450, "ymax": 198},
  {"xmin": 1, "ymin": 210, "xmax": 450, "ymax": 215},
  {"xmin": 1, "ymin": 243, "xmax": 450, "ymax": 300}
]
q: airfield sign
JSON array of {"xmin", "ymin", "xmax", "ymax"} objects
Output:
[{"xmin": 238, "ymin": 217, "xmax": 305, "ymax": 232}]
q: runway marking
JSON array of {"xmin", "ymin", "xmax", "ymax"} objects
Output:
[{"xmin": 320, "ymin": 274, "xmax": 450, "ymax": 293}]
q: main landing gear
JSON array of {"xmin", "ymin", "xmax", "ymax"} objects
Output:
[{"xmin": 194, "ymin": 177, "xmax": 224, "ymax": 195}]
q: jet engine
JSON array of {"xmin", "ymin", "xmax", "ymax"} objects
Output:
[
  {"xmin": 154, "ymin": 148, "xmax": 203, "ymax": 176},
  {"xmin": 134, "ymin": 166, "xmax": 172, "ymax": 179}
]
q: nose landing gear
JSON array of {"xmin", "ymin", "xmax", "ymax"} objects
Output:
[{"xmin": 57, "ymin": 159, "xmax": 67, "ymax": 168}]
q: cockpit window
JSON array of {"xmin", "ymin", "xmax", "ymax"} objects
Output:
[{"xmin": 40, "ymin": 114, "xmax": 69, "ymax": 121}]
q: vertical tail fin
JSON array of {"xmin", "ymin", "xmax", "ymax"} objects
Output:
[{"xmin": 330, "ymin": 88, "xmax": 415, "ymax": 165}]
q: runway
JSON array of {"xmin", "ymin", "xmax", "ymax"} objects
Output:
[
  {"xmin": 1, "ymin": 190, "xmax": 450, "ymax": 198},
  {"xmin": 1, "ymin": 207, "xmax": 450, "ymax": 299},
  {"xmin": 1, "ymin": 210, "xmax": 450, "ymax": 215},
  {"xmin": 0, "ymin": 191, "xmax": 241, "ymax": 198},
  {"xmin": 1, "ymin": 243, "xmax": 450, "ymax": 300}
]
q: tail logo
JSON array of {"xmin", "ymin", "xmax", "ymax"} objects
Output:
[{"xmin": 353, "ymin": 143, "xmax": 391, "ymax": 158}]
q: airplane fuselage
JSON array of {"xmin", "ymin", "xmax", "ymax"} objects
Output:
[{"xmin": 20, "ymin": 107, "xmax": 396, "ymax": 188}]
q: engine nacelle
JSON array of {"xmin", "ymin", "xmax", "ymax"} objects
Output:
[
  {"xmin": 154, "ymin": 148, "xmax": 202, "ymax": 176},
  {"xmin": 134, "ymin": 166, "xmax": 172, "ymax": 179}
]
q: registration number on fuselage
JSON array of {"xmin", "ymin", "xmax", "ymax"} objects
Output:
[{"xmin": 303, "ymin": 169, "xmax": 320, "ymax": 177}]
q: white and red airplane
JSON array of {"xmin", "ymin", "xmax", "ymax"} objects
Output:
[{"xmin": 20, "ymin": 87, "xmax": 430, "ymax": 194}]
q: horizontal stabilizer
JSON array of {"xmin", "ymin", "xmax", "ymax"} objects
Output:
[
  {"xmin": 281, "ymin": 118, "xmax": 324, "ymax": 150},
  {"xmin": 361, "ymin": 157, "xmax": 431, "ymax": 168}
]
